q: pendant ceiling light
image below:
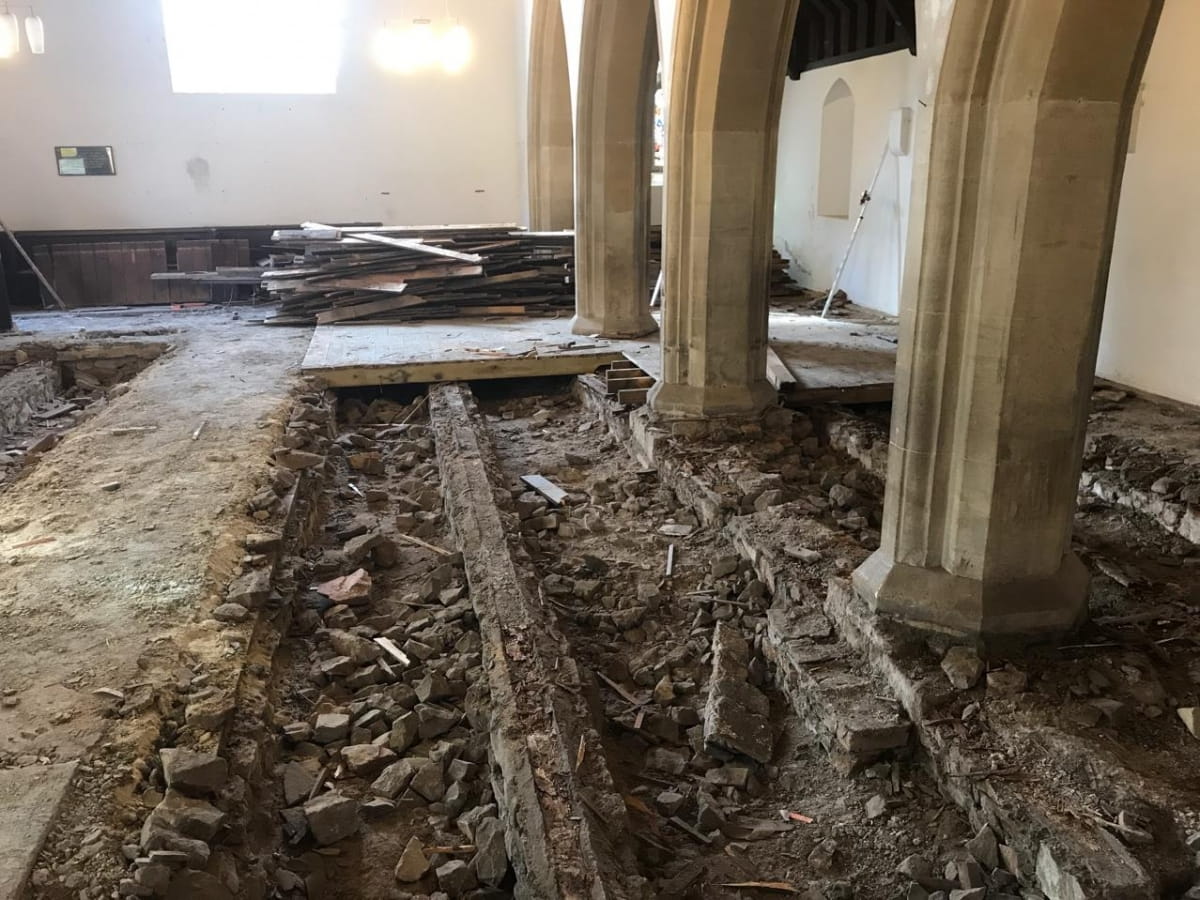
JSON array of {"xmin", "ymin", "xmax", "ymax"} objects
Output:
[
  {"xmin": 440, "ymin": 23, "xmax": 470, "ymax": 74},
  {"xmin": 0, "ymin": 11, "xmax": 19, "ymax": 58},
  {"xmin": 24, "ymin": 13, "xmax": 43, "ymax": 53},
  {"xmin": 372, "ymin": 2, "xmax": 471, "ymax": 76}
]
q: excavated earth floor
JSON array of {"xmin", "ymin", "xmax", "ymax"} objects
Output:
[
  {"xmin": 0, "ymin": 310, "xmax": 310, "ymax": 899},
  {"xmin": 472, "ymin": 379, "xmax": 974, "ymax": 898},
  {"xmin": 1, "ymin": 308, "xmax": 1198, "ymax": 900}
]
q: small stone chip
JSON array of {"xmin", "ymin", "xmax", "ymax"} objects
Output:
[
  {"xmin": 394, "ymin": 836, "xmax": 430, "ymax": 883},
  {"xmin": 472, "ymin": 816, "xmax": 508, "ymax": 886},
  {"xmin": 160, "ymin": 748, "xmax": 228, "ymax": 795},
  {"xmin": 313, "ymin": 712, "xmax": 350, "ymax": 743},
  {"xmin": 941, "ymin": 646, "xmax": 984, "ymax": 690},
  {"xmin": 303, "ymin": 792, "xmax": 360, "ymax": 846},
  {"xmin": 1179, "ymin": 707, "xmax": 1198, "ymax": 739},
  {"xmin": 966, "ymin": 823, "xmax": 999, "ymax": 869},
  {"xmin": 436, "ymin": 859, "xmax": 478, "ymax": 896}
]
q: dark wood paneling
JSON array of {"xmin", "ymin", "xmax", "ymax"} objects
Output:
[
  {"xmin": 173, "ymin": 240, "xmax": 214, "ymax": 302},
  {"xmin": 0, "ymin": 249, "xmax": 11, "ymax": 331},
  {"xmin": 3, "ymin": 223, "xmax": 374, "ymax": 310},
  {"xmin": 789, "ymin": 0, "xmax": 915, "ymax": 78}
]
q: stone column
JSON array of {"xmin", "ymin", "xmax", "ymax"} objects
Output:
[
  {"xmin": 527, "ymin": 0, "xmax": 575, "ymax": 231},
  {"xmin": 570, "ymin": 0, "xmax": 659, "ymax": 338},
  {"xmin": 854, "ymin": 0, "xmax": 1162, "ymax": 640},
  {"xmin": 648, "ymin": 0, "xmax": 799, "ymax": 418}
]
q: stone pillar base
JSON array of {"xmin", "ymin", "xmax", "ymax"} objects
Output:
[
  {"xmin": 648, "ymin": 378, "xmax": 776, "ymax": 420},
  {"xmin": 852, "ymin": 549, "xmax": 1089, "ymax": 643},
  {"xmin": 570, "ymin": 312, "xmax": 658, "ymax": 340}
]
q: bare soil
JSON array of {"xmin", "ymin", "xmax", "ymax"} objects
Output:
[{"xmin": 474, "ymin": 380, "xmax": 972, "ymax": 899}]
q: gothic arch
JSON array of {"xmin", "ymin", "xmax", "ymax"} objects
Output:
[
  {"xmin": 527, "ymin": 0, "xmax": 574, "ymax": 230},
  {"xmin": 818, "ymin": 78, "xmax": 854, "ymax": 218},
  {"xmin": 570, "ymin": 0, "xmax": 660, "ymax": 337},
  {"xmin": 857, "ymin": 0, "xmax": 1163, "ymax": 646}
]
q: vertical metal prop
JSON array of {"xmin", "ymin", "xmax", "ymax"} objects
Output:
[
  {"xmin": 0, "ymin": 218, "xmax": 67, "ymax": 311},
  {"xmin": 820, "ymin": 143, "xmax": 891, "ymax": 318}
]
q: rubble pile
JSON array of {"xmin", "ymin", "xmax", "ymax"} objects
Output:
[
  {"xmin": 481, "ymin": 391, "xmax": 970, "ymax": 897},
  {"xmin": 1081, "ymin": 392, "xmax": 1200, "ymax": 547},
  {"xmin": 264, "ymin": 394, "xmax": 514, "ymax": 897}
]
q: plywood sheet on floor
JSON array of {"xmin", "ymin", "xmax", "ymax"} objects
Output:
[
  {"xmin": 769, "ymin": 312, "xmax": 897, "ymax": 403},
  {"xmin": 302, "ymin": 318, "xmax": 655, "ymax": 386},
  {"xmin": 301, "ymin": 310, "xmax": 897, "ymax": 400},
  {"xmin": 622, "ymin": 310, "xmax": 898, "ymax": 403}
]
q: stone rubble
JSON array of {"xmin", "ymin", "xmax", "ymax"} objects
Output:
[{"xmin": 260, "ymin": 398, "xmax": 512, "ymax": 897}]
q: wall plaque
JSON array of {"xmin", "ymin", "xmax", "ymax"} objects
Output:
[{"xmin": 55, "ymin": 146, "xmax": 116, "ymax": 176}]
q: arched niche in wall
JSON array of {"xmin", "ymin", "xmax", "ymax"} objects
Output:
[
  {"xmin": 818, "ymin": 78, "xmax": 854, "ymax": 218},
  {"xmin": 527, "ymin": 0, "xmax": 575, "ymax": 231}
]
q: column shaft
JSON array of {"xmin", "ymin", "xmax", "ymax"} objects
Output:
[{"xmin": 648, "ymin": 0, "xmax": 798, "ymax": 418}]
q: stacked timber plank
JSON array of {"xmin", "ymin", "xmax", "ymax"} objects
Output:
[
  {"xmin": 770, "ymin": 249, "xmax": 807, "ymax": 300},
  {"xmin": 646, "ymin": 226, "xmax": 806, "ymax": 301},
  {"xmin": 260, "ymin": 223, "xmax": 575, "ymax": 326}
]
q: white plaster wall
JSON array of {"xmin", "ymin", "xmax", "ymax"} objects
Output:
[
  {"xmin": 773, "ymin": 51, "xmax": 920, "ymax": 315},
  {"xmin": 1096, "ymin": 0, "xmax": 1200, "ymax": 406},
  {"xmin": 0, "ymin": 0, "xmax": 525, "ymax": 230}
]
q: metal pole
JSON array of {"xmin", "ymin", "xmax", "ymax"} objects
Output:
[
  {"xmin": 0, "ymin": 218, "xmax": 67, "ymax": 311},
  {"xmin": 820, "ymin": 143, "xmax": 890, "ymax": 318},
  {"xmin": 650, "ymin": 268, "xmax": 664, "ymax": 308}
]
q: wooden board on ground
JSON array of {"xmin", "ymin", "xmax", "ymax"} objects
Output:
[
  {"xmin": 768, "ymin": 311, "xmax": 897, "ymax": 404},
  {"xmin": 301, "ymin": 310, "xmax": 897, "ymax": 401},
  {"xmin": 302, "ymin": 318, "xmax": 633, "ymax": 386},
  {"xmin": 314, "ymin": 293, "xmax": 427, "ymax": 325},
  {"xmin": 765, "ymin": 347, "xmax": 797, "ymax": 393}
]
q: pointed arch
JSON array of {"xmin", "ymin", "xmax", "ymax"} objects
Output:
[
  {"xmin": 527, "ymin": 0, "xmax": 574, "ymax": 230},
  {"xmin": 570, "ymin": 0, "xmax": 660, "ymax": 337},
  {"xmin": 818, "ymin": 77, "xmax": 854, "ymax": 218},
  {"xmin": 857, "ymin": 0, "xmax": 1163, "ymax": 648}
]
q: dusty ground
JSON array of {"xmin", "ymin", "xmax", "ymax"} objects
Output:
[
  {"xmin": 3, "ymin": 303, "xmax": 1198, "ymax": 899},
  {"xmin": 0, "ymin": 309, "xmax": 309, "ymax": 767},
  {"xmin": 474, "ymin": 380, "xmax": 972, "ymax": 899}
]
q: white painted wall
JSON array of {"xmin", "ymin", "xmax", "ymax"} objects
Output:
[
  {"xmin": 772, "ymin": 0, "xmax": 1200, "ymax": 409},
  {"xmin": 773, "ymin": 51, "xmax": 920, "ymax": 315},
  {"xmin": 1096, "ymin": 0, "xmax": 1200, "ymax": 407},
  {"xmin": 0, "ymin": 0, "xmax": 525, "ymax": 230}
]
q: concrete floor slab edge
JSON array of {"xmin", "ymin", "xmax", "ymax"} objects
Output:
[
  {"xmin": 0, "ymin": 762, "xmax": 78, "ymax": 900},
  {"xmin": 429, "ymin": 382, "xmax": 646, "ymax": 900}
]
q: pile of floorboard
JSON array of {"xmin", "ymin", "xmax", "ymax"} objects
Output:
[
  {"xmin": 256, "ymin": 223, "xmax": 574, "ymax": 326},
  {"xmin": 646, "ymin": 227, "xmax": 806, "ymax": 301}
]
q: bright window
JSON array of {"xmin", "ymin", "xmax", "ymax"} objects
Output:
[{"xmin": 161, "ymin": 0, "xmax": 348, "ymax": 94}]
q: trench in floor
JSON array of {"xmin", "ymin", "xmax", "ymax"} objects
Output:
[{"xmin": 13, "ymin": 365, "xmax": 1200, "ymax": 900}]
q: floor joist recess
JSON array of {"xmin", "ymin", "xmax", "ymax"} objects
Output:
[{"xmin": 428, "ymin": 382, "xmax": 645, "ymax": 899}]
